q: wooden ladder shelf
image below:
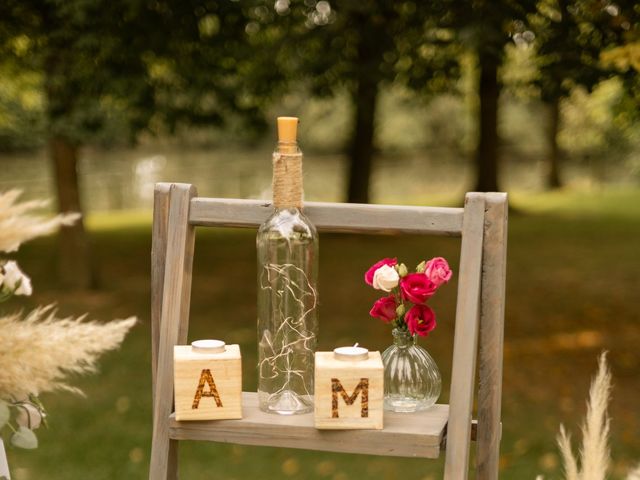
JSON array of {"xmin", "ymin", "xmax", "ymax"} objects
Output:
[
  {"xmin": 168, "ymin": 392, "xmax": 449, "ymax": 458},
  {"xmin": 149, "ymin": 184, "xmax": 508, "ymax": 480}
]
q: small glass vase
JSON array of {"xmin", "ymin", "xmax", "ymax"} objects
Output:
[{"xmin": 382, "ymin": 328, "xmax": 441, "ymax": 413}]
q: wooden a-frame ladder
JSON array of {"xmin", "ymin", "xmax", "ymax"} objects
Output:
[{"xmin": 149, "ymin": 183, "xmax": 508, "ymax": 480}]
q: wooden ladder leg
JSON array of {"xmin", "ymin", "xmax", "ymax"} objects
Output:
[
  {"xmin": 150, "ymin": 184, "xmax": 180, "ymax": 478},
  {"xmin": 152, "ymin": 183, "xmax": 171, "ymax": 403},
  {"xmin": 476, "ymin": 193, "xmax": 508, "ymax": 480},
  {"xmin": 444, "ymin": 193, "xmax": 486, "ymax": 480},
  {"xmin": 149, "ymin": 183, "xmax": 197, "ymax": 480}
]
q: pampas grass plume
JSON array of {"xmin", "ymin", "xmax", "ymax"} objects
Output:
[
  {"xmin": 550, "ymin": 352, "xmax": 610, "ymax": 480},
  {"xmin": 537, "ymin": 353, "xmax": 639, "ymax": 480},
  {"xmin": 627, "ymin": 465, "xmax": 640, "ymax": 480},
  {"xmin": 558, "ymin": 424, "xmax": 579, "ymax": 480},
  {"xmin": 0, "ymin": 306, "xmax": 136, "ymax": 400},
  {"xmin": 580, "ymin": 353, "xmax": 611, "ymax": 480},
  {"xmin": 0, "ymin": 190, "xmax": 79, "ymax": 253}
]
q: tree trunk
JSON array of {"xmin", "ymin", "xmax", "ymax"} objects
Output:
[
  {"xmin": 346, "ymin": 78, "xmax": 379, "ymax": 204},
  {"xmin": 474, "ymin": 52, "xmax": 501, "ymax": 192},
  {"xmin": 345, "ymin": 15, "xmax": 383, "ymax": 206},
  {"xmin": 50, "ymin": 135, "xmax": 94, "ymax": 289},
  {"xmin": 545, "ymin": 97, "xmax": 563, "ymax": 189}
]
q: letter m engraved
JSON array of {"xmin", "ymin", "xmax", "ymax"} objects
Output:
[
  {"xmin": 331, "ymin": 378, "xmax": 369, "ymax": 418},
  {"xmin": 192, "ymin": 369, "xmax": 223, "ymax": 409}
]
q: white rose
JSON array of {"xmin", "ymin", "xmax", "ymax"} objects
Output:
[
  {"xmin": 2, "ymin": 261, "xmax": 32, "ymax": 296},
  {"xmin": 372, "ymin": 264, "xmax": 399, "ymax": 292}
]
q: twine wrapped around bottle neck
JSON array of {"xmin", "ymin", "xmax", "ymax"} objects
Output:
[{"xmin": 272, "ymin": 147, "xmax": 303, "ymax": 209}]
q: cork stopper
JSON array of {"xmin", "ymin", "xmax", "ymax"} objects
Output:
[
  {"xmin": 277, "ymin": 116, "xmax": 298, "ymax": 143},
  {"xmin": 273, "ymin": 116, "xmax": 303, "ymax": 209}
]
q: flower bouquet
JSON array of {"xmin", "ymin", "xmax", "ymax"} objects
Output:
[{"xmin": 365, "ymin": 257, "xmax": 452, "ymax": 412}]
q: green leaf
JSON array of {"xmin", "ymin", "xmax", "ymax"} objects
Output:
[
  {"xmin": 10, "ymin": 426, "xmax": 38, "ymax": 449},
  {"xmin": 0, "ymin": 401, "xmax": 9, "ymax": 429},
  {"xmin": 0, "ymin": 290, "xmax": 14, "ymax": 303},
  {"xmin": 416, "ymin": 260, "xmax": 426, "ymax": 273}
]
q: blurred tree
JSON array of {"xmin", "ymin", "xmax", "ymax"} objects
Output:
[
  {"xmin": 145, "ymin": 1, "xmax": 271, "ymax": 136},
  {"xmin": 0, "ymin": 0, "xmax": 264, "ymax": 288},
  {"xmin": 0, "ymin": 0, "xmax": 163, "ymax": 288},
  {"xmin": 0, "ymin": 61, "xmax": 45, "ymax": 151},
  {"xmin": 602, "ymin": 41, "xmax": 640, "ymax": 73},
  {"xmin": 260, "ymin": 0, "xmax": 458, "ymax": 203},
  {"xmin": 532, "ymin": 0, "xmax": 634, "ymax": 189},
  {"xmin": 599, "ymin": 6, "xmax": 640, "ymax": 129},
  {"xmin": 441, "ymin": 0, "xmax": 537, "ymax": 192}
]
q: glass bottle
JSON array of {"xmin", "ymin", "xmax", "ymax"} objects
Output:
[
  {"xmin": 257, "ymin": 117, "xmax": 318, "ymax": 415},
  {"xmin": 381, "ymin": 328, "xmax": 441, "ymax": 412}
]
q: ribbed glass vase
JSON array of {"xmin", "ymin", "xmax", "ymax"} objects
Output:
[{"xmin": 382, "ymin": 328, "xmax": 441, "ymax": 413}]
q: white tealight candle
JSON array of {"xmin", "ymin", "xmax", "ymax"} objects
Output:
[
  {"xmin": 191, "ymin": 339, "xmax": 226, "ymax": 354},
  {"xmin": 333, "ymin": 343, "xmax": 369, "ymax": 361}
]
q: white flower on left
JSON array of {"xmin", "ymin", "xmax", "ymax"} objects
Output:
[
  {"xmin": 372, "ymin": 264, "xmax": 399, "ymax": 292},
  {"xmin": 1, "ymin": 260, "xmax": 32, "ymax": 296}
]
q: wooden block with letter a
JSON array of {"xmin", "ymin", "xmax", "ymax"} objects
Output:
[
  {"xmin": 173, "ymin": 341, "xmax": 242, "ymax": 421},
  {"xmin": 314, "ymin": 351, "xmax": 384, "ymax": 429}
]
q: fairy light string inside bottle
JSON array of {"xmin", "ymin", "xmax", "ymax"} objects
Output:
[{"xmin": 272, "ymin": 116, "xmax": 303, "ymax": 210}]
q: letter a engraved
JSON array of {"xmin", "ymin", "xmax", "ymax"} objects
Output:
[
  {"xmin": 192, "ymin": 369, "xmax": 223, "ymax": 409},
  {"xmin": 331, "ymin": 378, "xmax": 369, "ymax": 418}
]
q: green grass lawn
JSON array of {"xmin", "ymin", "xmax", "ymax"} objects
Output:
[{"xmin": 5, "ymin": 188, "xmax": 640, "ymax": 479}]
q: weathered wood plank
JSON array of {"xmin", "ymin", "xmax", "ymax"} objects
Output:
[
  {"xmin": 476, "ymin": 193, "xmax": 508, "ymax": 480},
  {"xmin": 189, "ymin": 198, "xmax": 464, "ymax": 236},
  {"xmin": 444, "ymin": 192, "xmax": 486, "ymax": 480},
  {"xmin": 169, "ymin": 392, "xmax": 449, "ymax": 458},
  {"xmin": 444, "ymin": 420, "xmax": 498, "ymax": 447},
  {"xmin": 151, "ymin": 183, "xmax": 171, "ymax": 403},
  {"xmin": 149, "ymin": 183, "xmax": 197, "ymax": 480}
]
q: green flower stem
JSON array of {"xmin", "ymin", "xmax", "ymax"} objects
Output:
[{"xmin": 391, "ymin": 287, "xmax": 409, "ymax": 330}]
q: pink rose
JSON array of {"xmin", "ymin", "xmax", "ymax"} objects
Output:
[
  {"xmin": 405, "ymin": 304, "xmax": 436, "ymax": 337},
  {"xmin": 365, "ymin": 258, "xmax": 397, "ymax": 286},
  {"xmin": 424, "ymin": 257, "xmax": 452, "ymax": 287},
  {"xmin": 400, "ymin": 273, "xmax": 437, "ymax": 304},
  {"xmin": 369, "ymin": 295, "xmax": 397, "ymax": 323}
]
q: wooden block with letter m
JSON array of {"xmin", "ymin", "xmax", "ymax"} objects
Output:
[
  {"xmin": 173, "ymin": 340, "xmax": 242, "ymax": 421},
  {"xmin": 314, "ymin": 351, "xmax": 383, "ymax": 429}
]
